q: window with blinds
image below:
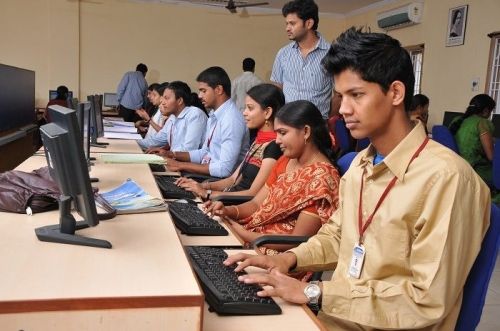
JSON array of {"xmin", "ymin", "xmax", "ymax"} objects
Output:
[
  {"xmin": 405, "ymin": 44, "xmax": 424, "ymax": 95},
  {"xmin": 487, "ymin": 32, "xmax": 500, "ymax": 114}
]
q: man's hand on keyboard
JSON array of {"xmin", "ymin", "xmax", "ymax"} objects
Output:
[
  {"xmin": 238, "ymin": 268, "xmax": 310, "ymax": 304},
  {"xmin": 223, "ymin": 252, "xmax": 296, "ymax": 275}
]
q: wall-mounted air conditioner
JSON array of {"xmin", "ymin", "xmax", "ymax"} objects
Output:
[{"xmin": 377, "ymin": 2, "xmax": 423, "ymax": 31}]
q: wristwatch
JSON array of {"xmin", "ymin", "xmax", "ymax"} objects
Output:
[
  {"xmin": 304, "ymin": 280, "xmax": 321, "ymax": 307},
  {"xmin": 205, "ymin": 189, "xmax": 212, "ymax": 200}
]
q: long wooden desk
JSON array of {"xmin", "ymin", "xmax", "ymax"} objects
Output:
[
  {"xmin": 90, "ymin": 137, "xmax": 142, "ymax": 154},
  {"xmin": 1, "ymin": 138, "xmax": 324, "ymax": 330},
  {"xmin": 0, "ymin": 155, "xmax": 203, "ymax": 330}
]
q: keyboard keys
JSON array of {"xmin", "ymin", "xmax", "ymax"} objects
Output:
[
  {"xmin": 168, "ymin": 201, "xmax": 228, "ymax": 236},
  {"xmin": 155, "ymin": 175, "xmax": 196, "ymax": 200},
  {"xmin": 186, "ymin": 246, "xmax": 282, "ymax": 315}
]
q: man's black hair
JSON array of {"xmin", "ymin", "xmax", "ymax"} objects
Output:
[
  {"xmin": 282, "ymin": 0, "xmax": 319, "ymax": 31},
  {"xmin": 322, "ymin": 27, "xmax": 415, "ymax": 111},
  {"xmin": 243, "ymin": 58, "xmax": 256, "ymax": 72},
  {"xmin": 136, "ymin": 63, "xmax": 148, "ymax": 75},
  {"xmin": 196, "ymin": 66, "xmax": 231, "ymax": 97}
]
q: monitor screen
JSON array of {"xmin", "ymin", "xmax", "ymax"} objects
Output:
[
  {"xmin": 492, "ymin": 114, "xmax": 500, "ymax": 139},
  {"xmin": 37, "ymin": 108, "xmax": 111, "ymax": 248},
  {"xmin": 49, "ymin": 90, "xmax": 73, "ymax": 100},
  {"xmin": 0, "ymin": 63, "xmax": 35, "ymax": 131},
  {"xmin": 103, "ymin": 93, "xmax": 118, "ymax": 108},
  {"xmin": 442, "ymin": 111, "xmax": 464, "ymax": 128}
]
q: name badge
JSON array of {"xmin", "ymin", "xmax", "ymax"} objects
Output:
[
  {"xmin": 201, "ymin": 155, "xmax": 211, "ymax": 164},
  {"xmin": 348, "ymin": 244, "xmax": 366, "ymax": 279}
]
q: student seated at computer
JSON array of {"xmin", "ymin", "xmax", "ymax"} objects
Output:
[
  {"xmin": 174, "ymin": 83, "xmax": 284, "ymax": 199},
  {"xmin": 45, "ymin": 85, "xmax": 69, "ymax": 122},
  {"xmin": 204, "ymin": 100, "xmax": 339, "ymax": 255},
  {"xmin": 409, "ymin": 93, "xmax": 429, "ymax": 134},
  {"xmin": 153, "ymin": 67, "xmax": 249, "ymax": 178},
  {"xmin": 135, "ymin": 83, "xmax": 168, "ymax": 139},
  {"xmin": 138, "ymin": 81, "xmax": 207, "ymax": 150},
  {"xmin": 224, "ymin": 28, "xmax": 490, "ymax": 331},
  {"xmin": 134, "ymin": 83, "xmax": 160, "ymax": 134},
  {"xmin": 449, "ymin": 94, "xmax": 496, "ymax": 185}
]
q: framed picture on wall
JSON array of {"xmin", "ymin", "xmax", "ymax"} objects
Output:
[{"xmin": 446, "ymin": 5, "xmax": 468, "ymax": 47}]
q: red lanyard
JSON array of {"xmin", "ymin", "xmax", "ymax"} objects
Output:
[
  {"xmin": 206, "ymin": 123, "xmax": 217, "ymax": 148},
  {"xmin": 357, "ymin": 137, "xmax": 429, "ymax": 244},
  {"xmin": 169, "ymin": 120, "xmax": 175, "ymax": 147}
]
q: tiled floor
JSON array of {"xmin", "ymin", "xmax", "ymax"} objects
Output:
[{"xmin": 477, "ymin": 255, "xmax": 500, "ymax": 330}]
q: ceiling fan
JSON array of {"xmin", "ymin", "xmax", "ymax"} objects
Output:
[{"xmin": 202, "ymin": 0, "xmax": 270, "ymax": 14}]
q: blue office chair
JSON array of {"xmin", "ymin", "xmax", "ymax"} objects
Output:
[
  {"xmin": 356, "ymin": 138, "xmax": 370, "ymax": 151},
  {"xmin": 432, "ymin": 125, "xmax": 459, "ymax": 153},
  {"xmin": 337, "ymin": 152, "xmax": 357, "ymax": 176},
  {"xmin": 455, "ymin": 203, "xmax": 500, "ymax": 331},
  {"xmin": 334, "ymin": 119, "xmax": 354, "ymax": 155},
  {"xmin": 492, "ymin": 142, "xmax": 500, "ymax": 190}
]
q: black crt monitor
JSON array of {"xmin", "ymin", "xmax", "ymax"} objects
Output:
[
  {"xmin": 37, "ymin": 110, "xmax": 111, "ymax": 248},
  {"xmin": 49, "ymin": 89, "xmax": 73, "ymax": 100},
  {"xmin": 442, "ymin": 111, "xmax": 464, "ymax": 128},
  {"xmin": 87, "ymin": 95, "xmax": 108, "ymax": 147},
  {"xmin": 103, "ymin": 93, "xmax": 119, "ymax": 108},
  {"xmin": 0, "ymin": 63, "xmax": 35, "ymax": 131},
  {"xmin": 491, "ymin": 114, "xmax": 500, "ymax": 139}
]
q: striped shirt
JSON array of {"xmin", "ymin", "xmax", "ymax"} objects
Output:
[{"xmin": 270, "ymin": 33, "xmax": 333, "ymax": 119}]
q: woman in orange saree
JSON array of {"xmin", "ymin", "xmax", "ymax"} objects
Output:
[{"xmin": 205, "ymin": 100, "xmax": 340, "ymax": 256}]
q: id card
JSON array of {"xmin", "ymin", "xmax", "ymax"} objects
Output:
[
  {"xmin": 348, "ymin": 244, "xmax": 366, "ymax": 279},
  {"xmin": 201, "ymin": 155, "xmax": 211, "ymax": 165}
]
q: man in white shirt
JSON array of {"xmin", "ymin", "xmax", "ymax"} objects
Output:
[{"xmin": 231, "ymin": 58, "xmax": 263, "ymax": 112}]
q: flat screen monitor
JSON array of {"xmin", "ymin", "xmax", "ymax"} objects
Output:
[
  {"xmin": 49, "ymin": 89, "xmax": 73, "ymax": 100},
  {"xmin": 76, "ymin": 102, "xmax": 92, "ymax": 162},
  {"xmin": 492, "ymin": 114, "xmax": 500, "ymax": 139},
  {"xmin": 0, "ymin": 63, "xmax": 35, "ymax": 131},
  {"xmin": 37, "ymin": 109, "xmax": 111, "ymax": 248},
  {"xmin": 103, "ymin": 93, "xmax": 118, "ymax": 108},
  {"xmin": 87, "ymin": 95, "xmax": 108, "ymax": 147},
  {"xmin": 442, "ymin": 111, "xmax": 464, "ymax": 128}
]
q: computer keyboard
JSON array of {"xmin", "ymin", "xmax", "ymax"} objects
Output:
[
  {"xmin": 168, "ymin": 200, "xmax": 228, "ymax": 236},
  {"xmin": 155, "ymin": 175, "xmax": 196, "ymax": 199},
  {"xmin": 149, "ymin": 163, "xmax": 166, "ymax": 172},
  {"xmin": 186, "ymin": 246, "xmax": 282, "ymax": 315}
]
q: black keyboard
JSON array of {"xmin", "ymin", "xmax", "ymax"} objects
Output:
[
  {"xmin": 186, "ymin": 246, "xmax": 282, "ymax": 315},
  {"xmin": 155, "ymin": 175, "xmax": 196, "ymax": 200},
  {"xmin": 149, "ymin": 163, "xmax": 166, "ymax": 172},
  {"xmin": 168, "ymin": 201, "xmax": 228, "ymax": 236}
]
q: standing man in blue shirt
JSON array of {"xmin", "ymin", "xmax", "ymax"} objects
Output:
[
  {"xmin": 163, "ymin": 67, "xmax": 249, "ymax": 179},
  {"xmin": 139, "ymin": 81, "xmax": 207, "ymax": 151},
  {"xmin": 116, "ymin": 63, "xmax": 148, "ymax": 122},
  {"xmin": 271, "ymin": 0, "xmax": 333, "ymax": 119}
]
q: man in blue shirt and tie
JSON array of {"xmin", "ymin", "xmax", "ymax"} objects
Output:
[{"xmin": 162, "ymin": 67, "xmax": 249, "ymax": 179}]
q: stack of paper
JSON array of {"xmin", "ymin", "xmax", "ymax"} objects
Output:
[{"xmin": 99, "ymin": 153, "xmax": 165, "ymax": 164}]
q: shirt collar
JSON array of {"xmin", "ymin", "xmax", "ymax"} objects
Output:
[
  {"xmin": 292, "ymin": 32, "xmax": 329, "ymax": 50},
  {"xmin": 357, "ymin": 121, "xmax": 428, "ymax": 181},
  {"xmin": 212, "ymin": 99, "xmax": 233, "ymax": 121},
  {"xmin": 175, "ymin": 106, "xmax": 190, "ymax": 119}
]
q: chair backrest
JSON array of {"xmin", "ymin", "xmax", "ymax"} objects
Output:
[
  {"xmin": 455, "ymin": 203, "xmax": 500, "ymax": 331},
  {"xmin": 493, "ymin": 143, "xmax": 500, "ymax": 190},
  {"xmin": 334, "ymin": 119, "xmax": 354, "ymax": 154},
  {"xmin": 432, "ymin": 125, "xmax": 459, "ymax": 153},
  {"xmin": 337, "ymin": 152, "xmax": 357, "ymax": 176},
  {"xmin": 356, "ymin": 137, "xmax": 370, "ymax": 151}
]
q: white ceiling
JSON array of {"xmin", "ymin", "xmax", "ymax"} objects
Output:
[{"xmin": 132, "ymin": 0, "xmax": 400, "ymax": 17}]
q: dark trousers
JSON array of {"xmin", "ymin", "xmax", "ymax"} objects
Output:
[{"xmin": 119, "ymin": 105, "xmax": 140, "ymax": 122}]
